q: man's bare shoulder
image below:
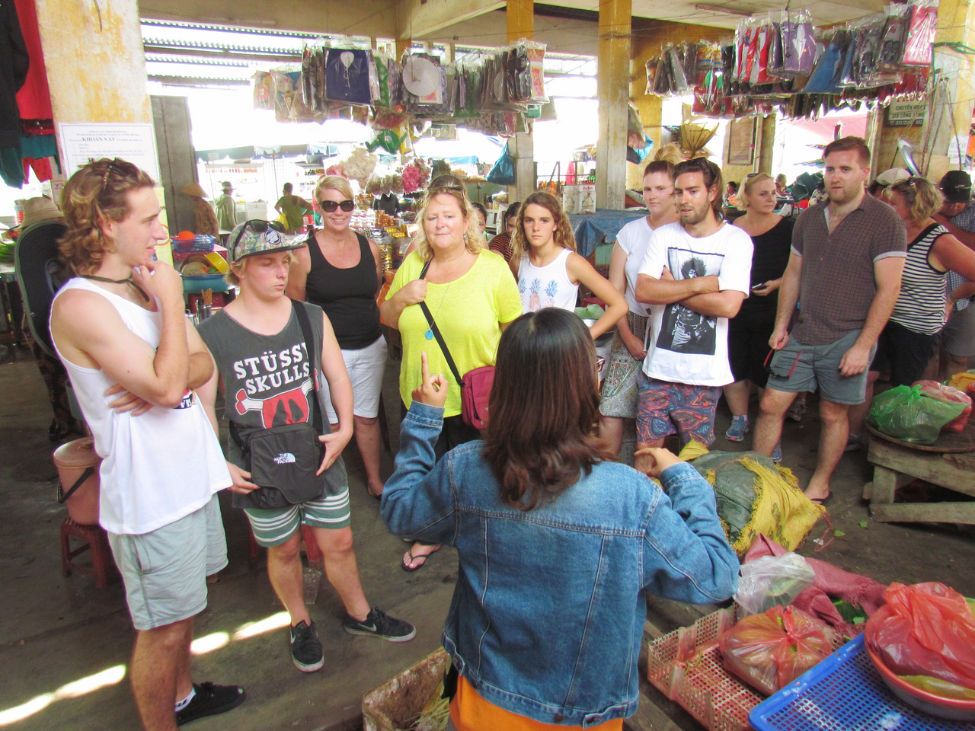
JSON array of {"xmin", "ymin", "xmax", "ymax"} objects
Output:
[{"xmin": 51, "ymin": 287, "xmax": 130, "ymax": 348}]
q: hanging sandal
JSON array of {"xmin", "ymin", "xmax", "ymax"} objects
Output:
[{"xmin": 402, "ymin": 545, "xmax": 441, "ymax": 572}]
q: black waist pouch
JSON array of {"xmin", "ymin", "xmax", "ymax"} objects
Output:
[{"xmin": 243, "ymin": 423, "xmax": 325, "ymax": 509}]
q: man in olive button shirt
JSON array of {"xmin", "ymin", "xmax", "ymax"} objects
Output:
[{"xmin": 753, "ymin": 137, "xmax": 907, "ymax": 503}]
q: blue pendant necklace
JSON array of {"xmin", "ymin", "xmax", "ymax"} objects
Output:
[{"xmin": 426, "ymin": 281, "xmax": 453, "ymax": 339}]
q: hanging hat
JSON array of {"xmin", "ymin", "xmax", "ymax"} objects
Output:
[
  {"xmin": 21, "ymin": 197, "xmax": 63, "ymax": 228},
  {"xmin": 227, "ymin": 220, "xmax": 308, "ymax": 264},
  {"xmin": 940, "ymin": 170, "xmax": 972, "ymax": 204},
  {"xmin": 874, "ymin": 168, "xmax": 911, "ymax": 187},
  {"xmin": 181, "ymin": 182, "xmax": 209, "ymax": 198}
]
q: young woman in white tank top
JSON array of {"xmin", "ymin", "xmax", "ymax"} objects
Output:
[{"xmin": 511, "ymin": 191, "xmax": 626, "ymax": 340}]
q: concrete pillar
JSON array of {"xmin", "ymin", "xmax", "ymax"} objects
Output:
[
  {"xmin": 506, "ymin": 0, "xmax": 536, "ymax": 203},
  {"xmin": 34, "ymin": 0, "xmax": 151, "ymax": 128},
  {"xmin": 874, "ymin": 0, "xmax": 975, "ymax": 179},
  {"xmin": 32, "ymin": 0, "xmax": 171, "ymax": 260},
  {"xmin": 595, "ymin": 0, "xmax": 632, "ymax": 210}
]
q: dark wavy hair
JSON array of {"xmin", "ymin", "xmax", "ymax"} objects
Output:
[
  {"xmin": 511, "ymin": 190, "xmax": 576, "ymax": 259},
  {"xmin": 483, "ymin": 309, "xmax": 613, "ymax": 511},
  {"xmin": 673, "ymin": 157, "xmax": 723, "ymax": 218},
  {"xmin": 59, "ymin": 158, "xmax": 156, "ymax": 275}
]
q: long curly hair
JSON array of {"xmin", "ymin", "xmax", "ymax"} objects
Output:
[
  {"xmin": 412, "ymin": 187, "xmax": 485, "ymax": 262},
  {"xmin": 59, "ymin": 158, "xmax": 156, "ymax": 275},
  {"xmin": 511, "ymin": 191, "xmax": 576, "ymax": 260},
  {"xmin": 483, "ymin": 309, "xmax": 613, "ymax": 510}
]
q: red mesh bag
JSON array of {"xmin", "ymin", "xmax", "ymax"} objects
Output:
[{"xmin": 719, "ymin": 605, "xmax": 833, "ymax": 695}]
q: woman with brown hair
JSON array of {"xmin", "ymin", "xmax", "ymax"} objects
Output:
[
  {"xmin": 381, "ymin": 308, "xmax": 738, "ymax": 730},
  {"xmin": 511, "ymin": 190, "xmax": 626, "ymax": 339},
  {"xmin": 288, "ymin": 175, "xmax": 387, "ymax": 498},
  {"xmin": 381, "ymin": 182, "xmax": 522, "ymax": 571}
]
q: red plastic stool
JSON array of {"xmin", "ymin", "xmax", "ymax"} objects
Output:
[
  {"xmin": 60, "ymin": 517, "xmax": 117, "ymax": 588},
  {"xmin": 247, "ymin": 523, "xmax": 321, "ymax": 567}
]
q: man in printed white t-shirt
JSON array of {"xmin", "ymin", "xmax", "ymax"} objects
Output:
[{"xmin": 635, "ymin": 157, "xmax": 753, "ymax": 449}]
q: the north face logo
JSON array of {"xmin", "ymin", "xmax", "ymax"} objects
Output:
[{"xmin": 274, "ymin": 453, "xmax": 296, "ymax": 464}]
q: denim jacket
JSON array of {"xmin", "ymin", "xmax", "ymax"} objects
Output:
[{"xmin": 381, "ymin": 403, "xmax": 739, "ymax": 727}]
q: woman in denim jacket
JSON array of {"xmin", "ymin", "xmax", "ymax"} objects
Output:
[{"xmin": 382, "ymin": 308, "xmax": 739, "ymax": 730}]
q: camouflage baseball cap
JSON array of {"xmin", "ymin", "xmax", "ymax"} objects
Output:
[{"xmin": 227, "ymin": 220, "xmax": 308, "ymax": 263}]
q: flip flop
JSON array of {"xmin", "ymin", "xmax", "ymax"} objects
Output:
[
  {"xmin": 808, "ymin": 492, "xmax": 833, "ymax": 506},
  {"xmin": 366, "ymin": 487, "xmax": 382, "ymax": 501},
  {"xmin": 402, "ymin": 545, "xmax": 441, "ymax": 572}
]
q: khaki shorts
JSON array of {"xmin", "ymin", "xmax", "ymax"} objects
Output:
[
  {"xmin": 765, "ymin": 329, "xmax": 875, "ymax": 405},
  {"xmin": 108, "ymin": 494, "xmax": 227, "ymax": 631}
]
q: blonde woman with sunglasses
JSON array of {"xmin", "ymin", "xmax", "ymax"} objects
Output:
[{"xmin": 288, "ymin": 175, "xmax": 388, "ymax": 498}]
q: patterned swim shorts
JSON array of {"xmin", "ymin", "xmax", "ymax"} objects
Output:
[{"xmin": 636, "ymin": 372, "xmax": 721, "ymax": 446}]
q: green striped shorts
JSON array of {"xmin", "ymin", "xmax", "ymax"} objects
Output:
[{"xmin": 244, "ymin": 489, "xmax": 351, "ymax": 547}]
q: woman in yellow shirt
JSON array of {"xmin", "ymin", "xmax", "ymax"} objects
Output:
[{"xmin": 382, "ymin": 184, "xmax": 522, "ymax": 570}]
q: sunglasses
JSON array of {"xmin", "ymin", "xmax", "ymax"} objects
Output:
[
  {"xmin": 98, "ymin": 158, "xmax": 122, "ymax": 196},
  {"xmin": 231, "ymin": 219, "xmax": 284, "ymax": 250},
  {"xmin": 319, "ymin": 199, "xmax": 355, "ymax": 212}
]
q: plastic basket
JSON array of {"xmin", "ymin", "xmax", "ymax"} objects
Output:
[
  {"xmin": 646, "ymin": 605, "xmax": 845, "ymax": 731},
  {"xmin": 173, "ymin": 235, "xmax": 216, "ymax": 253},
  {"xmin": 750, "ymin": 634, "xmax": 975, "ymax": 731},
  {"xmin": 362, "ymin": 648, "xmax": 449, "ymax": 731}
]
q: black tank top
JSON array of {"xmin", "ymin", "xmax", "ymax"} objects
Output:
[{"xmin": 305, "ymin": 231, "xmax": 381, "ymax": 350}]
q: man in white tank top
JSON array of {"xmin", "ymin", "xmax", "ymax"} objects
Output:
[{"xmin": 50, "ymin": 159, "xmax": 245, "ymax": 730}]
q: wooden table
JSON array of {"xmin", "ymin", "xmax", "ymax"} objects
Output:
[{"xmin": 863, "ymin": 422, "xmax": 975, "ymax": 524}]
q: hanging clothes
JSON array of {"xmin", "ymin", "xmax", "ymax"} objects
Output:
[
  {"xmin": 14, "ymin": 0, "xmax": 52, "ymax": 120},
  {"xmin": 325, "ymin": 49, "xmax": 372, "ymax": 105},
  {"xmin": 1, "ymin": 0, "xmax": 30, "ymax": 149}
]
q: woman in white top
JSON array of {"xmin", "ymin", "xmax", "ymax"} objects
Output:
[
  {"xmin": 599, "ymin": 160, "xmax": 679, "ymax": 456},
  {"xmin": 510, "ymin": 190, "xmax": 626, "ymax": 340}
]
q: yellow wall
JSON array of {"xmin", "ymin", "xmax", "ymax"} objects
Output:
[{"xmin": 35, "ymin": 0, "xmax": 151, "ymax": 125}]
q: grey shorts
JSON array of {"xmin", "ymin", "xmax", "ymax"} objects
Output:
[
  {"xmin": 108, "ymin": 494, "xmax": 228, "ymax": 631},
  {"xmin": 765, "ymin": 329, "xmax": 875, "ymax": 405},
  {"xmin": 943, "ymin": 305, "xmax": 975, "ymax": 357}
]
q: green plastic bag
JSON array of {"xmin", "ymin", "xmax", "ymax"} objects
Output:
[{"xmin": 867, "ymin": 385, "xmax": 966, "ymax": 445}]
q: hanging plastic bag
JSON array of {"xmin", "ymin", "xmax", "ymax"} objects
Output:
[
  {"xmin": 253, "ymin": 72, "xmax": 275, "ymax": 111},
  {"xmin": 487, "ymin": 143, "xmax": 516, "ymax": 186},
  {"xmin": 865, "ymin": 582, "xmax": 975, "ymax": 692},
  {"xmin": 879, "ymin": 4, "xmax": 910, "ymax": 71},
  {"xmin": 735, "ymin": 553, "xmax": 817, "ymax": 616},
  {"xmin": 867, "ymin": 384, "xmax": 966, "ymax": 444},
  {"xmin": 719, "ymin": 606, "xmax": 834, "ymax": 695},
  {"xmin": 902, "ymin": 0, "xmax": 938, "ymax": 66}
]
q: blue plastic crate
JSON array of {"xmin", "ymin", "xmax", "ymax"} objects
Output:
[{"xmin": 750, "ymin": 635, "xmax": 975, "ymax": 731}]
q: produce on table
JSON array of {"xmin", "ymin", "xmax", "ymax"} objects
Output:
[
  {"xmin": 865, "ymin": 582, "xmax": 975, "ymax": 699},
  {"xmin": 913, "ymin": 380, "xmax": 972, "ymax": 433},
  {"xmin": 867, "ymin": 384, "xmax": 967, "ymax": 444},
  {"xmin": 719, "ymin": 605, "xmax": 834, "ymax": 695}
]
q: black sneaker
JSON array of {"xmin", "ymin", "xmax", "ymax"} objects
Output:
[
  {"xmin": 290, "ymin": 620, "xmax": 325, "ymax": 672},
  {"xmin": 175, "ymin": 682, "xmax": 246, "ymax": 726},
  {"xmin": 343, "ymin": 607, "xmax": 416, "ymax": 642}
]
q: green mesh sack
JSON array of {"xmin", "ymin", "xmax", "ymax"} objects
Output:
[{"xmin": 685, "ymin": 448, "xmax": 823, "ymax": 556}]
